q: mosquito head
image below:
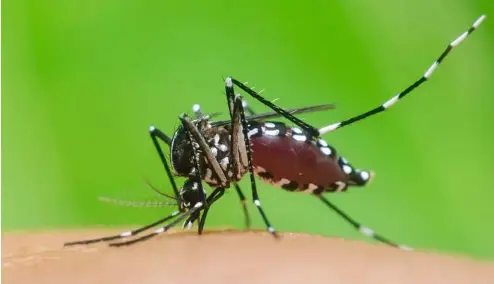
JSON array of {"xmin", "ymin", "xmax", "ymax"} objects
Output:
[{"xmin": 179, "ymin": 178, "xmax": 206, "ymax": 211}]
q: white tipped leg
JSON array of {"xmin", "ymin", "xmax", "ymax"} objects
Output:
[
  {"xmin": 318, "ymin": 195, "xmax": 412, "ymax": 250},
  {"xmin": 473, "ymin": 15, "xmax": 486, "ymax": 29},
  {"xmin": 319, "ymin": 122, "xmax": 341, "ymax": 135},
  {"xmin": 225, "ymin": 77, "xmax": 233, "ymax": 87},
  {"xmin": 314, "ymin": 15, "xmax": 486, "ymax": 135}
]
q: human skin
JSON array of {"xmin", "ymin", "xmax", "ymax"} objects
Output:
[{"xmin": 2, "ymin": 229, "xmax": 494, "ymax": 284}]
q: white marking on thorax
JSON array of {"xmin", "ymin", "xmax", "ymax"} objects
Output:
[
  {"xmin": 211, "ymin": 147, "xmax": 218, "ymax": 157},
  {"xmin": 220, "ymin": 157, "xmax": 229, "ymax": 171},
  {"xmin": 218, "ymin": 144, "xmax": 228, "ymax": 152}
]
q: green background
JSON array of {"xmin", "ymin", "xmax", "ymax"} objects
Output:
[{"xmin": 3, "ymin": 0, "xmax": 494, "ymax": 259}]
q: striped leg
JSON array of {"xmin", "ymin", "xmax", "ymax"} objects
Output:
[
  {"xmin": 109, "ymin": 201, "xmax": 205, "ymax": 247},
  {"xmin": 63, "ymin": 211, "xmax": 180, "ymax": 246},
  {"xmin": 318, "ymin": 195, "xmax": 412, "ymax": 250},
  {"xmin": 108, "ymin": 187, "xmax": 222, "ymax": 246},
  {"xmin": 234, "ymin": 183, "xmax": 251, "ymax": 229},
  {"xmin": 319, "ymin": 15, "xmax": 486, "ymax": 134},
  {"xmin": 226, "ymin": 78, "xmax": 279, "ymax": 238}
]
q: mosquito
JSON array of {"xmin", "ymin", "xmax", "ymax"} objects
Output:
[
  {"xmin": 64, "ymin": 14, "xmax": 485, "ymax": 248},
  {"xmin": 63, "ymin": 105, "xmax": 334, "ymax": 247}
]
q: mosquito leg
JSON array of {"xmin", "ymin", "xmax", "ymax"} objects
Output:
[
  {"xmin": 234, "ymin": 183, "xmax": 251, "ymax": 229},
  {"xmin": 317, "ymin": 15, "xmax": 486, "ymax": 134},
  {"xmin": 198, "ymin": 188, "xmax": 226, "ymax": 234},
  {"xmin": 317, "ymin": 194, "xmax": 412, "ymax": 250},
  {"xmin": 227, "ymin": 77, "xmax": 320, "ymax": 138},
  {"xmin": 225, "ymin": 81, "xmax": 278, "ymax": 237},
  {"xmin": 149, "ymin": 126, "xmax": 182, "ymax": 205},
  {"xmin": 109, "ymin": 201, "xmax": 205, "ymax": 247},
  {"xmin": 63, "ymin": 211, "xmax": 180, "ymax": 246},
  {"xmin": 227, "ymin": 15, "xmax": 486, "ymax": 138},
  {"xmin": 242, "ymin": 100, "xmax": 257, "ymax": 116}
]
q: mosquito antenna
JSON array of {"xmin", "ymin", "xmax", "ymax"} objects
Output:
[
  {"xmin": 98, "ymin": 196, "xmax": 177, "ymax": 207},
  {"xmin": 142, "ymin": 177, "xmax": 178, "ymax": 201}
]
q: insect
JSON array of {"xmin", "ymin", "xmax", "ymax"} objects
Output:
[
  {"xmin": 64, "ymin": 105, "xmax": 333, "ymax": 247},
  {"xmin": 64, "ymin": 14, "xmax": 485, "ymax": 248}
]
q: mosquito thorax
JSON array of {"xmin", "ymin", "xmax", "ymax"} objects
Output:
[{"xmin": 170, "ymin": 117, "xmax": 236, "ymax": 185}]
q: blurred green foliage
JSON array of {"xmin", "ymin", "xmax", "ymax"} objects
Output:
[{"xmin": 3, "ymin": 0, "xmax": 494, "ymax": 259}]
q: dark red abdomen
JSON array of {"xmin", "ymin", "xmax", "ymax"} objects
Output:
[
  {"xmin": 247, "ymin": 121, "xmax": 373, "ymax": 193},
  {"xmin": 251, "ymin": 136, "xmax": 345, "ymax": 187}
]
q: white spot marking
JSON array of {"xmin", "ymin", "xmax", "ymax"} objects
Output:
[
  {"xmin": 473, "ymin": 15, "xmax": 486, "ymax": 29},
  {"xmin": 399, "ymin": 245, "xmax": 413, "ymax": 251},
  {"xmin": 321, "ymin": 147, "xmax": 332, "ymax": 155},
  {"xmin": 268, "ymin": 227, "xmax": 275, "ymax": 233},
  {"xmin": 424, "ymin": 61, "xmax": 438, "ymax": 79},
  {"xmin": 264, "ymin": 122, "xmax": 276, "ymax": 128},
  {"xmin": 149, "ymin": 125, "xmax": 156, "ymax": 132},
  {"xmin": 211, "ymin": 147, "xmax": 218, "ymax": 157},
  {"xmin": 225, "ymin": 77, "xmax": 233, "ymax": 87},
  {"xmin": 341, "ymin": 157, "xmax": 348, "ymax": 164},
  {"xmin": 192, "ymin": 182, "xmax": 199, "ymax": 190},
  {"xmin": 205, "ymin": 168, "xmax": 213, "ymax": 179},
  {"xmin": 305, "ymin": 183, "xmax": 319, "ymax": 193},
  {"xmin": 335, "ymin": 181, "xmax": 346, "ymax": 192},
  {"xmin": 228, "ymin": 171, "xmax": 233, "ymax": 177},
  {"xmin": 192, "ymin": 104, "xmax": 201, "ymax": 113},
  {"xmin": 308, "ymin": 184, "xmax": 318, "ymax": 190},
  {"xmin": 279, "ymin": 178, "xmax": 290, "ymax": 185},
  {"xmin": 254, "ymin": 200, "xmax": 261, "ymax": 207},
  {"xmin": 293, "ymin": 135, "xmax": 307, "ymax": 142},
  {"xmin": 343, "ymin": 165, "xmax": 353, "ymax": 174},
  {"xmin": 359, "ymin": 226, "xmax": 375, "ymax": 237},
  {"xmin": 318, "ymin": 139, "xmax": 328, "ymax": 147},
  {"xmin": 451, "ymin": 31, "xmax": 468, "ymax": 47},
  {"xmin": 186, "ymin": 221, "xmax": 193, "ymax": 230},
  {"xmin": 248, "ymin": 128, "xmax": 259, "ymax": 137},
  {"xmin": 218, "ymin": 144, "xmax": 228, "ymax": 152},
  {"xmin": 383, "ymin": 94, "xmax": 400, "ymax": 109},
  {"xmin": 214, "ymin": 134, "xmax": 220, "ymax": 145},
  {"xmin": 265, "ymin": 129, "xmax": 280, "ymax": 136},
  {"xmin": 255, "ymin": 166, "xmax": 266, "ymax": 173},
  {"xmin": 155, "ymin": 228, "xmax": 165, "ymax": 234},
  {"xmin": 220, "ymin": 157, "xmax": 229, "ymax": 170},
  {"xmin": 292, "ymin": 128, "xmax": 303, "ymax": 134},
  {"xmin": 319, "ymin": 122, "xmax": 341, "ymax": 135},
  {"xmin": 360, "ymin": 171, "xmax": 370, "ymax": 181},
  {"xmin": 120, "ymin": 231, "xmax": 132, "ymax": 237},
  {"xmin": 194, "ymin": 202, "xmax": 204, "ymax": 208}
]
